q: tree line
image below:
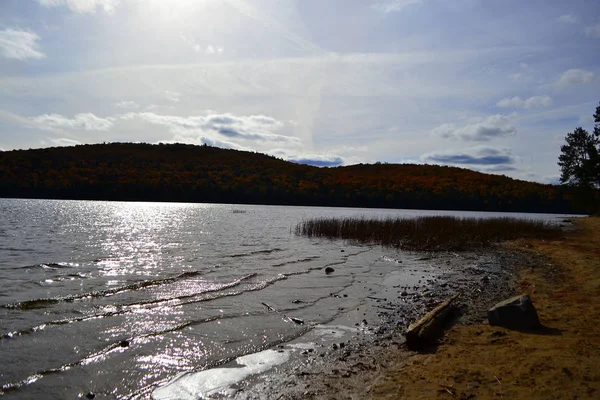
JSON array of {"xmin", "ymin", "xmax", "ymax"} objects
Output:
[{"xmin": 0, "ymin": 142, "xmax": 584, "ymax": 213}]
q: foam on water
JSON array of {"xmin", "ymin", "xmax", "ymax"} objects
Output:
[{"xmin": 152, "ymin": 349, "xmax": 290, "ymax": 400}]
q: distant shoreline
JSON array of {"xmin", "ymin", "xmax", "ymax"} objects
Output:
[
  {"xmin": 0, "ymin": 142, "xmax": 585, "ymax": 214},
  {"xmin": 0, "ymin": 196, "xmax": 587, "ymax": 216}
]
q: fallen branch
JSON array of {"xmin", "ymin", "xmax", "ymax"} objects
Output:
[{"xmin": 405, "ymin": 295, "xmax": 458, "ymax": 350}]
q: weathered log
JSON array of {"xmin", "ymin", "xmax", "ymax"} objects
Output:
[{"xmin": 405, "ymin": 295, "xmax": 458, "ymax": 350}]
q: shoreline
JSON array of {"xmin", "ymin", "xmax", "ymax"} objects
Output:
[
  {"xmin": 152, "ymin": 244, "xmax": 543, "ymax": 399},
  {"xmin": 230, "ymin": 217, "xmax": 599, "ymax": 400}
]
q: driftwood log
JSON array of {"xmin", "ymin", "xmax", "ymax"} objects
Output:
[{"xmin": 405, "ymin": 295, "xmax": 458, "ymax": 350}]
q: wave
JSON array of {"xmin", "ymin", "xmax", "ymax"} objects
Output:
[
  {"xmin": 6, "ymin": 262, "xmax": 78, "ymax": 271},
  {"xmin": 1, "ymin": 270, "xmax": 205, "ymax": 310},
  {"xmin": 0, "ymin": 302, "xmax": 312, "ymax": 397},
  {"xmin": 272, "ymin": 256, "xmax": 319, "ymax": 267},
  {"xmin": 228, "ymin": 248, "xmax": 284, "ymax": 258},
  {"xmin": 1, "ymin": 272, "xmax": 295, "ymax": 340}
]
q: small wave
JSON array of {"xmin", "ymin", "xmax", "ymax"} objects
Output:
[
  {"xmin": 272, "ymin": 256, "xmax": 320, "ymax": 267},
  {"xmin": 0, "ymin": 273, "xmax": 291, "ymax": 340},
  {"xmin": 229, "ymin": 248, "xmax": 284, "ymax": 258},
  {"xmin": 38, "ymin": 273, "xmax": 88, "ymax": 284},
  {"xmin": 113, "ymin": 273, "xmax": 259, "ymax": 309},
  {"xmin": 0, "ymin": 303, "xmax": 309, "ymax": 397},
  {"xmin": 9, "ymin": 262, "xmax": 80, "ymax": 271},
  {"xmin": 1, "ymin": 270, "xmax": 205, "ymax": 310}
]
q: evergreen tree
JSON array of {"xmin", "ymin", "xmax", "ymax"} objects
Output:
[{"xmin": 558, "ymin": 102, "xmax": 600, "ymax": 213}]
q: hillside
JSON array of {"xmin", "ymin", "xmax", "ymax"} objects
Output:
[{"xmin": 0, "ymin": 142, "xmax": 580, "ymax": 213}]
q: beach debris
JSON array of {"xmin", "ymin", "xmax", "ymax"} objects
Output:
[
  {"xmin": 487, "ymin": 294, "xmax": 541, "ymax": 330},
  {"xmin": 261, "ymin": 302, "xmax": 304, "ymax": 324},
  {"xmin": 119, "ymin": 340, "xmax": 129, "ymax": 348},
  {"xmin": 85, "ymin": 392, "xmax": 96, "ymax": 399},
  {"xmin": 289, "ymin": 317, "xmax": 304, "ymax": 325},
  {"xmin": 405, "ymin": 295, "xmax": 458, "ymax": 350},
  {"xmin": 325, "ymin": 267, "xmax": 335, "ymax": 274},
  {"xmin": 261, "ymin": 302, "xmax": 276, "ymax": 312}
]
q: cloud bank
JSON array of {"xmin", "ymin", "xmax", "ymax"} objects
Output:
[
  {"xmin": 30, "ymin": 113, "xmax": 114, "ymax": 131},
  {"xmin": 121, "ymin": 112, "xmax": 299, "ymax": 144},
  {"xmin": 422, "ymin": 146, "xmax": 516, "ymax": 166},
  {"xmin": 432, "ymin": 115, "xmax": 516, "ymax": 141}
]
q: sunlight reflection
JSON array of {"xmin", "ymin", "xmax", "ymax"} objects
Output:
[{"xmin": 92, "ymin": 202, "xmax": 208, "ymax": 278}]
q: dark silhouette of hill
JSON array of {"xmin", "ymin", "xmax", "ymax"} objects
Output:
[{"xmin": 0, "ymin": 142, "xmax": 580, "ymax": 213}]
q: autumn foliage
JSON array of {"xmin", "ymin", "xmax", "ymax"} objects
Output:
[{"xmin": 0, "ymin": 142, "xmax": 581, "ymax": 213}]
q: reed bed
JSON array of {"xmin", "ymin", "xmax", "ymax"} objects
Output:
[{"xmin": 295, "ymin": 216, "xmax": 563, "ymax": 251}]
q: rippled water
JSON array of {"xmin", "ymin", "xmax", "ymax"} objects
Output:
[{"xmin": 0, "ymin": 199, "xmax": 571, "ymax": 398}]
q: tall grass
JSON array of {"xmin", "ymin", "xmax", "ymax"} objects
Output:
[{"xmin": 295, "ymin": 216, "xmax": 562, "ymax": 251}]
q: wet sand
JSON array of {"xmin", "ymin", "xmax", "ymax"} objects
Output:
[
  {"xmin": 153, "ymin": 244, "xmax": 540, "ymax": 399},
  {"xmin": 225, "ymin": 218, "xmax": 600, "ymax": 400}
]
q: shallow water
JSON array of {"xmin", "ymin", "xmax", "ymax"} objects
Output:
[{"xmin": 0, "ymin": 199, "xmax": 573, "ymax": 398}]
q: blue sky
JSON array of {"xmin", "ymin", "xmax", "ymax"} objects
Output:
[{"xmin": 1, "ymin": 0, "xmax": 599, "ymax": 183}]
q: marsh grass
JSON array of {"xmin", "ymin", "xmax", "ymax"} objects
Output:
[{"xmin": 295, "ymin": 216, "xmax": 563, "ymax": 251}]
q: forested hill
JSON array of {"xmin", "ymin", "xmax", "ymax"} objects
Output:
[{"xmin": 0, "ymin": 142, "xmax": 580, "ymax": 213}]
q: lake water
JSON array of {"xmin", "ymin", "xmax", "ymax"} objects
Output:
[{"xmin": 0, "ymin": 199, "xmax": 573, "ymax": 399}]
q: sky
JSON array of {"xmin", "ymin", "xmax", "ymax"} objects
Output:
[{"xmin": 0, "ymin": 0, "xmax": 599, "ymax": 183}]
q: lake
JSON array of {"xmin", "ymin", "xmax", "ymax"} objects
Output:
[{"xmin": 0, "ymin": 199, "xmax": 574, "ymax": 399}]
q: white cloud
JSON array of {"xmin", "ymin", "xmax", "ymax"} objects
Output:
[
  {"xmin": 523, "ymin": 95, "xmax": 552, "ymax": 109},
  {"xmin": 122, "ymin": 112, "xmax": 299, "ymax": 144},
  {"xmin": 0, "ymin": 29, "xmax": 45, "ymax": 60},
  {"xmin": 556, "ymin": 68, "xmax": 594, "ymax": 88},
  {"xmin": 497, "ymin": 96, "xmax": 524, "ymax": 108},
  {"xmin": 115, "ymin": 100, "xmax": 140, "ymax": 109},
  {"xmin": 372, "ymin": 0, "xmax": 422, "ymax": 13},
  {"xmin": 30, "ymin": 113, "xmax": 114, "ymax": 131},
  {"xmin": 421, "ymin": 146, "xmax": 516, "ymax": 166},
  {"xmin": 432, "ymin": 114, "xmax": 516, "ymax": 141},
  {"xmin": 585, "ymin": 24, "xmax": 600, "ymax": 38},
  {"xmin": 164, "ymin": 90, "xmax": 180, "ymax": 103},
  {"xmin": 558, "ymin": 14, "xmax": 577, "ymax": 23},
  {"xmin": 37, "ymin": 0, "xmax": 120, "ymax": 14},
  {"xmin": 496, "ymin": 95, "xmax": 552, "ymax": 109}
]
